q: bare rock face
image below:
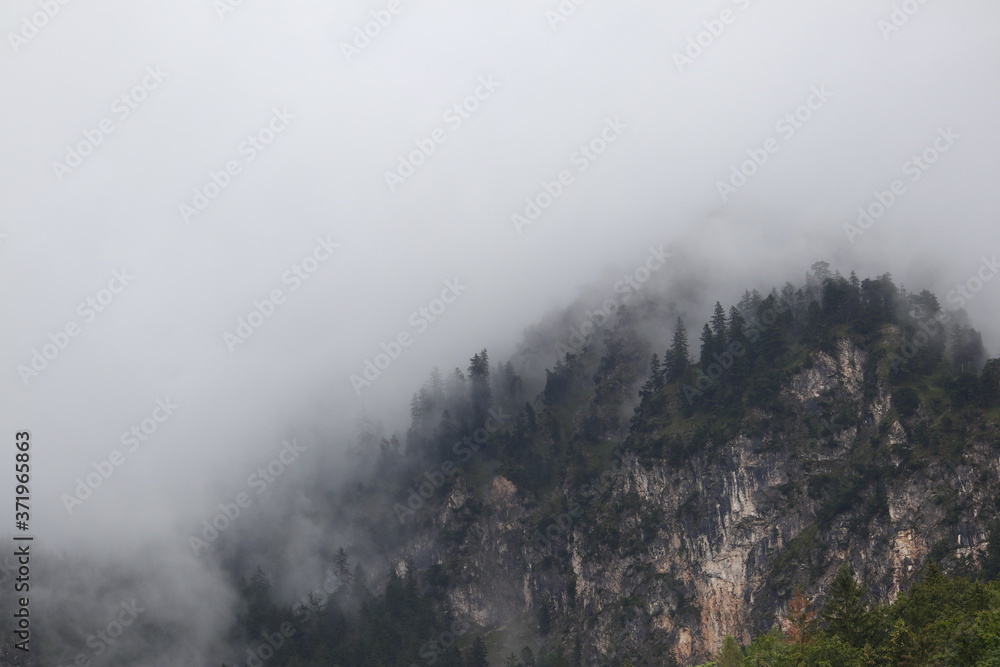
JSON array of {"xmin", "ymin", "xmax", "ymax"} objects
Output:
[
  {"xmin": 389, "ymin": 339, "xmax": 999, "ymax": 664},
  {"xmin": 490, "ymin": 475, "xmax": 518, "ymax": 509}
]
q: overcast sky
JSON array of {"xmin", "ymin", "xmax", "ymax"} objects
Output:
[{"xmin": 1, "ymin": 0, "xmax": 999, "ymax": 659}]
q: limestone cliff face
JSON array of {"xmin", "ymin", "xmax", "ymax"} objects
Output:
[{"xmin": 392, "ymin": 338, "xmax": 999, "ymax": 665}]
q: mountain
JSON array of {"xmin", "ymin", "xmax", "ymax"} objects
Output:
[
  {"xmin": 232, "ymin": 263, "xmax": 1000, "ymax": 665},
  {"xmin": 14, "ymin": 264, "xmax": 1000, "ymax": 666}
]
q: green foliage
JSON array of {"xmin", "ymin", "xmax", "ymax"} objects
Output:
[
  {"xmin": 822, "ymin": 565, "xmax": 874, "ymax": 648},
  {"xmin": 741, "ymin": 566, "xmax": 1000, "ymax": 666},
  {"xmin": 716, "ymin": 634, "xmax": 743, "ymax": 667}
]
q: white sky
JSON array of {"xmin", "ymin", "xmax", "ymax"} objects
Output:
[{"xmin": 1, "ymin": 2, "xmax": 999, "ymax": 660}]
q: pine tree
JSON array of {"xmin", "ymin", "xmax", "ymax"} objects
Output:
[
  {"xmin": 699, "ymin": 323, "xmax": 716, "ymax": 372},
  {"xmin": 915, "ymin": 288, "xmax": 940, "ymax": 316},
  {"xmin": 848, "ymin": 272, "xmax": 862, "ymax": 322},
  {"xmin": 429, "ymin": 367, "xmax": 446, "ymax": 404},
  {"xmin": 494, "ymin": 360, "xmax": 523, "ymax": 407},
  {"xmin": 467, "ymin": 635, "xmax": 489, "ymax": 666},
  {"xmin": 822, "ymin": 565, "xmax": 872, "ymax": 648},
  {"xmin": 711, "ymin": 301, "xmax": 728, "ymax": 350},
  {"xmin": 951, "ymin": 325, "xmax": 986, "ymax": 374},
  {"xmin": 410, "ymin": 387, "xmax": 429, "ymax": 427},
  {"xmin": 446, "ymin": 368, "xmax": 469, "ymax": 424},
  {"xmin": 739, "ymin": 288, "xmax": 763, "ymax": 315},
  {"xmin": 524, "ymin": 401, "xmax": 537, "ymax": 431},
  {"xmin": 333, "ymin": 547, "xmax": 352, "ymax": 591},
  {"xmin": 665, "ymin": 317, "xmax": 690, "ymax": 382},
  {"xmin": 809, "ymin": 261, "xmax": 833, "ymax": 292},
  {"xmin": 727, "ymin": 305, "xmax": 749, "ymax": 381},
  {"xmin": 756, "ymin": 294, "xmax": 787, "ymax": 362},
  {"xmin": 468, "ymin": 349, "xmax": 492, "ymax": 428},
  {"xmin": 703, "ymin": 302, "xmax": 728, "ymax": 382},
  {"xmin": 640, "ymin": 353, "xmax": 664, "ymax": 399},
  {"xmin": 727, "ymin": 305, "xmax": 746, "ymax": 344}
]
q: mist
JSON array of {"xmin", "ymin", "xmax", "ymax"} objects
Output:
[{"xmin": 1, "ymin": 0, "xmax": 999, "ymax": 663}]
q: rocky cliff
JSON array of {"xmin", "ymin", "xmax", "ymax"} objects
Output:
[{"xmin": 386, "ymin": 329, "xmax": 999, "ymax": 665}]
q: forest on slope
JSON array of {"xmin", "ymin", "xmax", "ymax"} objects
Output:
[
  {"xmin": 12, "ymin": 264, "xmax": 1000, "ymax": 666},
  {"xmin": 214, "ymin": 263, "xmax": 1000, "ymax": 666}
]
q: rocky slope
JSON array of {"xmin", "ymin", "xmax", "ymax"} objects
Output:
[{"xmin": 385, "ymin": 330, "xmax": 999, "ymax": 664}]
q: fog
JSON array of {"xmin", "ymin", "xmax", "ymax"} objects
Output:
[{"xmin": 1, "ymin": 0, "xmax": 999, "ymax": 663}]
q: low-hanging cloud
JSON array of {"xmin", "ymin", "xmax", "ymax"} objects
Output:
[{"xmin": 1, "ymin": 0, "xmax": 999, "ymax": 662}]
